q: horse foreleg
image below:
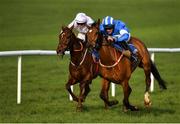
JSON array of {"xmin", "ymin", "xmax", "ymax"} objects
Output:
[
  {"xmin": 77, "ymin": 82, "xmax": 91, "ymax": 103},
  {"xmin": 65, "ymin": 77, "xmax": 78, "ymax": 102},
  {"xmin": 100, "ymin": 79, "xmax": 118, "ymax": 109},
  {"xmin": 82, "ymin": 82, "xmax": 91, "ymax": 101},
  {"xmin": 76, "ymin": 82, "xmax": 86, "ymax": 112},
  {"xmin": 100, "ymin": 79, "xmax": 110, "ymax": 109},
  {"xmin": 122, "ymin": 80, "xmax": 139, "ymax": 112}
]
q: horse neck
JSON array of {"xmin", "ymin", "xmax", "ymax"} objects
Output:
[
  {"xmin": 70, "ymin": 35, "xmax": 87, "ymax": 64},
  {"xmin": 99, "ymin": 38, "xmax": 121, "ymax": 65},
  {"xmin": 71, "ymin": 32, "xmax": 83, "ymax": 49}
]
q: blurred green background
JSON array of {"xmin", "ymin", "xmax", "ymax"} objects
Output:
[{"xmin": 0, "ymin": 0, "xmax": 180, "ymax": 123}]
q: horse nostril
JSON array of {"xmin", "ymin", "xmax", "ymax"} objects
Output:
[
  {"xmin": 56, "ymin": 48, "xmax": 62, "ymax": 54},
  {"xmin": 56, "ymin": 49, "xmax": 59, "ymax": 54}
]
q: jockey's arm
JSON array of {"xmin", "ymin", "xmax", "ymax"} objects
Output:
[
  {"xmin": 59, "ymin": 20, "xmax": 74, "ymax": 33},
  {"xmin": 68, "ymin": 20, "xmax": 75, "ymax": 29},
  {"xmin": 113, "ymin": 29, "xmax": 130, "ymax": 43},
  {"xmin": 86, "ymin": 16, "xmax": 94, "ymax": 27}
]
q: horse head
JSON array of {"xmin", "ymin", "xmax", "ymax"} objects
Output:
[
  {"xmin": 56, "ymin": 26, "xmax": 74, "ymax": 57},
  {"xmin": 86, "ymin": 19, "xmax": 101, "ymax": 49}
]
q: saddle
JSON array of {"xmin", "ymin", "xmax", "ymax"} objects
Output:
[{"xmin": 112, "ymin": 43, "xmax": 139, "ymax": 69}]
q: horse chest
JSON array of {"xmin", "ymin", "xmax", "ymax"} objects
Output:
[{"xmin": 99, "ymin": 65, "xmax": 130, "ymax": 83}]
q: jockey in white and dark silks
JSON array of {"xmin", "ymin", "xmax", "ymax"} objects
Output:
[
  {"xmin": 68, "ymin": 12, "xmax": 94, "ymax": 42},
  {"xmin": 99, "ymin": 16, "xmax": 138, "ymax": 63}
]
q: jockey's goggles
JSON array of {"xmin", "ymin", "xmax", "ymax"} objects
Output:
[
  {"xmin": 104, "ymin": 25, "xmax": 114, "ymax": 30},
  {"xmin": 77, "ymin": 22, "xmax": 86, "ymax": 25}
]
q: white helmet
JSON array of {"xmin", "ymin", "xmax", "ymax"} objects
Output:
[{"xmin": 75, "ymin": 13, "xmax": 87, "ymax": 24}]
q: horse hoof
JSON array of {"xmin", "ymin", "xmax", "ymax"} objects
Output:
[
  {"xmin": 109, "ymin": 100, "xmax": 119, "ymax": 106},
  {"xmin": 76, "ymin": 106, "xmax": 83, "ymax": 112},
  {"xmin": 73, "ymin": 98, "xmax": 79, "ymax": 102},
  {"xmin": 130, "ymin": 105, "xmax": 139, "ymax": 111},
  {"xmin": 76, "ymin": 104, "xmax": 83, "ymax": 112},
  {"xmin": 144, "ymin": 101, "xmax": 152, "ymax": 108},
  {"xmin": 81, "ymin": 98, "xmax": 85, "ymax": 102},
  {"xmin": 144, "ymin": 92, "xmax": 151, "ymax": 108},
  {"xmin": 123, "ymin": 105, "xmax": 139, "ymax": 112},
  {"xmin": 160, "ymin": 85, "xmax": 167, "ymax": 90},
  {"xmin": 71, "ymin": 96, "xmax": 79, "ymax": 102},
  {"xmin": 123, "ymin": 107, "xmax": 128, "ymax": 112},
  {"xmin": 104, "ymin": 106, "xmax": 109, "ymax": 110}
]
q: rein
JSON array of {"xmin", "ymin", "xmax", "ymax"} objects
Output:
[
  {"xmin": 70, "ymin": 49, "xmax": 88, "ymax": 67},
  {"xmin": 59, "ymin": 28, "xmax": 88, "ymax": 67},
  {"xmin": 70, "ymin": 40, "xmax": 88, "ymax": 67},
  {"xmin": 99, "ymin": 51, "xmax": 123, "ymax": 68},
  {"xmin": 74, "ymin": 41, "xmax": 83, "ymax": 52},
  {"xmin": 97, "ymin": 34, "xmax": 124, "ymax": 68}
]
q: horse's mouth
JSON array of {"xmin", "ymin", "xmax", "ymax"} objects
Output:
[{"xmin": 57, "ymin": 50, "xmax": 65, "ymax": 58}]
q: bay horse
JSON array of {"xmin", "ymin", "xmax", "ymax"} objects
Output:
[
  {"xmin": 86, "ymin": 20, "xmax": 167, "ymax": 112},
  {"xmin": 56, "ymin": 26, "xmax": 99, "ymax": 111}
]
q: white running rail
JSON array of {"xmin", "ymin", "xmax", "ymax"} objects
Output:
[{"xmin": 0, "ymin": 48, "xmax": 180, "ymax": 104}]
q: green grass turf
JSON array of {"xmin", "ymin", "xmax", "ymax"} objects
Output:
[{"xmin": 0, "ymin": 0, "xmax": 180, "ymax": 123}]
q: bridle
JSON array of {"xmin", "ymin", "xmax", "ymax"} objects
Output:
[
  {"xmin": 86, "ymin": 25, "xmax": 124, "ymax": 68},
  {"xmin": 60, "ymin": 28, "xmax": 88, "ymax": 67}
]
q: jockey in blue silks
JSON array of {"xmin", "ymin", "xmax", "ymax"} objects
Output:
[{"xmin": 99, "ymin": 16, "xmax": 138, "ymax": 63}]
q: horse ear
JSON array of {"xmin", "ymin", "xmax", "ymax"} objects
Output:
[
  {"xmin": 69, "ymin": 25, "xmax": 74, "ymax": 31},
  {"xmin": 96, "ymin": 19, "xmax": 100, "ymax": 28},
  {"xmin": 62, "ymin": 26, "xmax": 65, "ymax": 30},
  {"xmin": 97, "ymin": 19, "xmax": 101, "ymax": 25}
]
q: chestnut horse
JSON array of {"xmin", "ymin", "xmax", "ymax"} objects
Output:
[
  {"xmin": 56, "ymin": 26, "xmax": 98, "ymax": 111},
  {"xmin": 86, "ymin": 20, "xmax": 167, "ymax": 111}
]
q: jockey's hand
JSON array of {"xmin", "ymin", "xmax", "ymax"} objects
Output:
[{"xmin": 107, "ymin": 36, "xmax": 114, "ymax": 42}]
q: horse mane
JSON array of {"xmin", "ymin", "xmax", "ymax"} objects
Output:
[
  {"xmin": 91, "ymin": 19, "xmax": 101, "ymax": 28},
  {"xmin": 91, "ymin": 22, "xmax": 103, "ymax": 49}
]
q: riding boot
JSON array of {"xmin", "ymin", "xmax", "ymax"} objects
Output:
[
  {"xmin": 92, "ymin": 43, "xmax": 100, "ymax": 62},
  {"xmin": 119, "ymin": 41, "xmax": 138, "ymax": 63},
  {"xmin": 92, "ymin": 49, "xmax": 99, "ymax": 62}
]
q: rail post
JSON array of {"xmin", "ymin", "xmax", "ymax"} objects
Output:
[
  {"xmin": 150, "ymin": 52, "xmax": 155, "ymax": 92},
  {"xmin": 69, "ymin": 86, "xmax": 73, "ymax": 101},
  {"xmin": 17, "ymin": 56, "xmax": 22, "ymax": 104},
  {"xmin": 111, "ymin": 83, "xmax": 115, "ymax": 97}
]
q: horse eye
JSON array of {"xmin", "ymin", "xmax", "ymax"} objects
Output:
[
  {"xmin": 96, "ymin": 32, "xmax": 98, "ymax": 35},
  {"xmin": 61, "ymin": 33, "xmax": 65, "ymax": 38},
  {"xmin": 67, "ymin": 35, "xmax": 71, "ymax": 38}
]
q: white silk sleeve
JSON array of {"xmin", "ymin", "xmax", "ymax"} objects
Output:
[
  {"xmin": 119, "ymin": 29, "xmax": 129, "ymax": 35},
  {"xmin": 86, "ymin": 16, "xmax": 94, "ymax": 26},
  {"xmin": 68, "ymin": 20, "xmax": 75, "ymax": 28}
]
